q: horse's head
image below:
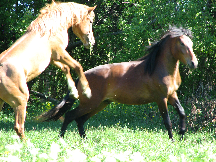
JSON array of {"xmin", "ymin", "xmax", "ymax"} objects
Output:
[
  {"xmin": 172, "ymin": 35, "xmax": 198, "ymax": 69},
  {"xmin": 72, "ymin": 6, "xmax": 96, "ymax": 49}
]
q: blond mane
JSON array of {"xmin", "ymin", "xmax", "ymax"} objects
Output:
[{"xmin": 27, "ymin": 2, "xmax": 94, "ymax": 37}]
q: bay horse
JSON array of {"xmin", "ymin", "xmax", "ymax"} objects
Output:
[
  {"xmin": 39, "ymin": 27, "xmax": 198, "ymax": 140},
  {"xmin": 0, "ymin": 1, "xmax": 96, "ymax": 139}
]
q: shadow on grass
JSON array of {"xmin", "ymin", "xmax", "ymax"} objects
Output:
[
  {"xmin": 0, "ymin": 103, "xmax": 168, "ymax": 135},
  {"xmin": 58, "ymin": 103, "xmax": 181, "ymax": 137},
  {"xmin": 0, "ymin": 102, "xmax": 201, "ymax": 139},
  {"xmin": 0, "ymin": 118, "xmax": 62, "ymax": 132}
]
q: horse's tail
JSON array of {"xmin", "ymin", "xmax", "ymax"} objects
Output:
[{"xmin": 36, "ymin": 79, "xmax": 79, "ymax": 122}]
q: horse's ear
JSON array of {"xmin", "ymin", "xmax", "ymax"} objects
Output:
[{"xmin": 87, "ymin": 6, "xmax": 97, "ymax": 13}]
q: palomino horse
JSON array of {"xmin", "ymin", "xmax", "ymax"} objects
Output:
[
  {"xmin": 39, "ymin": 27, "xmax": 198, "ymax": 140},
  {"xmin": 0, "ymin": 1, "xmax": 96, "ymax": 139}
]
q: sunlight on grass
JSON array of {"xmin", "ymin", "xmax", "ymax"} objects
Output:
[
  {"xmin": 0, "ymin": 126, "xmax": 215, "ymax": 162},
  {"xmin": 0, "ymin": 133, "xmax": 148, "ymax": 162},
  {"xmin": 0, "ymin": 104, "xmax": 215, "ymax": 161}
]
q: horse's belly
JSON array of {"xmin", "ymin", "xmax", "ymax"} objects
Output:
[
  {"xmin": 116, "ymin": 97, "xmax": 152, "ymax": 105},
  {"xmin": 108, "ymin": 89, "xmax": 152, "ymax": 105},
  {"xmin": 25, "ymin": 58, "xmax": 51, "ymax": 82},
  {"xmin": 22, "ymin": 45, "xmax": 52, "ymax": 81}
]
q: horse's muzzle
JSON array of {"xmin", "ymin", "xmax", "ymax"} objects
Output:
[
  {"xmin": 84, "ymin": 33, "xmax": 95, "ymax": 49},
  {"xmin": 189, "ymin": 60, "xmax": 198, "ymax": 69},
  {"xmin": 84, "ymin": 39, "xmax": 95, "ymax": 49},
  {"xmin": 84, "ymin": 44, "xmax": 89, "ymax": 49}
]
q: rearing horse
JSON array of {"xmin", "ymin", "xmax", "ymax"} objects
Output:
[
  {"xmin": 0, "ymin": 2, "xmax": 96, "ymax": 139},
  {"xmin": 39, "ymin": 27, "xmax": 198, "ymax": 140}
]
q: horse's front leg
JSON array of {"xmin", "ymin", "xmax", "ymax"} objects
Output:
[
  {"xmin": 157, "ymin": 98, "xmax": 173, "ymax": 140},
  {"xmin": 168, "ymin": 92, "xmax": 186, "ymax": 140},
  {"xmin": 51, "ymin": 60, "xmax": 79, "ymax": 99},
  {"xmin": 51, "ymin": 49, "xmax": 91, "ymax": 98}
]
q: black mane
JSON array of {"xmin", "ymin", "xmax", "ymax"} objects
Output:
[{"xmin": 139, "ymin": 26, "xmax": 192, "ymax": 75}]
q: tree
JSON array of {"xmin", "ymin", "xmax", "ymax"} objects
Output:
[{"xmin": 0, "ymin": 0, "xmax": 215, "ymax": 129}]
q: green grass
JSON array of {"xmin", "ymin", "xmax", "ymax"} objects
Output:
[{"xmin": 0, "ymin": 103, "xmax": 215, "ymax": 162}]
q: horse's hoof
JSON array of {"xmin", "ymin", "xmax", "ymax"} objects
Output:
[
  {"xmin": 180, "ymin": 134, "xmax": 185, "ymax": 141},
  {"xmin": 178, "ymin": 131, "xmax": 185, "ymax": 141},
  {"xmin": 83, "ymin": 87, "xmax": 92, "ymax": 98}
]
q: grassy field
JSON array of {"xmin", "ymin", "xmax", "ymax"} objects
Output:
[{"xmin": 0, "ymin": 102, "xmax": 215, "ymax": 162}]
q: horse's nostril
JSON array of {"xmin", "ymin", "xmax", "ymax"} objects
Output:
[
  {"xmin": 191, "ymin": 61, "xmax": 195, "ymax": 68},
  {"xmin": 191, "ymin": 61, "xmax": 198, "ymax": 69}
]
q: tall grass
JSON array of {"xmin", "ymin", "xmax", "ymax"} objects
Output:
[{"xmin": 0, "ymin": 102, "xmax": 215, "ymax": 161}]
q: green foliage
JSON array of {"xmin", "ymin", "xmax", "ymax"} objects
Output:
[
  {"xmin": 0, "ymin": 0, "xmax": 215, "ymax": 132},
  {"xmin": 0, "ymin": 108, "xmax": 215, "ymax": 161}
]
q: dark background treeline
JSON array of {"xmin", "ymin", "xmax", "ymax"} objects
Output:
[{"xmin": 0, "ymin": 0, "xmax": 215, "ymax": 131}]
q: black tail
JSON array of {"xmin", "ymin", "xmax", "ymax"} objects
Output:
[{"xmin": 36, "ymin": 79, "xmax": 79, "ymax": 122}]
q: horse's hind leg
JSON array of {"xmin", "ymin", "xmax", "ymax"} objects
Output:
[
  {"xmin": 60, "ymin": 107, "xmax": 79, "ymax": 138},
  {"xmin": 60, "ymin": 101, "xmax": 109, "ymax": 138},
  {"xmin": 75, "ymin": 101, "xmax": 110, "ymax": 138},
  {"xmin": 3, "ymin": 92, "xmax": 28, "ymax": 140},
  {"xmin": 51, "ymin": 49, "xmax": 91, "ymax": 98},
  {"xmin": 168, "ymin": 92, "xmax": 186, "ymax": 139},
  {"xmin": 60, "ymin": 106, "xmax": 92, "ymax": 138},
  {"xmin": 3, "ymin": 80, "xmax": 29, "ymax": 140},
  {"xmin": 12, "ymin": 88, "xmax": 29, "ymax": 140},
  {"xmin": 14, "ymin": 103, "xmax": 28, "ymax": 139},
  {"xmin": 75, "ymin": 114, "xmax": 89, "ymax": 138}
]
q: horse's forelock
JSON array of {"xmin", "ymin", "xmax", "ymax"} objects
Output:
[{"xmin": 164, "ymin": 26, "xmax": 193, "ymax": 39}]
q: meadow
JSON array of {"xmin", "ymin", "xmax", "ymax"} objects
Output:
[{"xmin": 0, "ymin": 101, "xmax": 215, "ymax": 162}]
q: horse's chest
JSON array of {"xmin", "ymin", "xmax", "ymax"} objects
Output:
[
  {"xmin": 168, "ymin": 79, "xmax": 179, "ymax": 94},
  {"xmin": 159, "ymin": 76, "xmax": 180, "ymax": 96}
]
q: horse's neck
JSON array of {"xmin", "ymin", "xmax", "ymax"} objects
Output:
[
  {"xmin": 160, "ymin": 50, "xmax": 180, "ymax": 77},
  {"xmin": 155, "ymin": 50, "xmax": 181, "ymax": 90}
]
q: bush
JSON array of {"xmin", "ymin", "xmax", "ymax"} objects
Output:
[{"xmin": 0, "ymin": 0, "xmax": 215, "ymax": 132}]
